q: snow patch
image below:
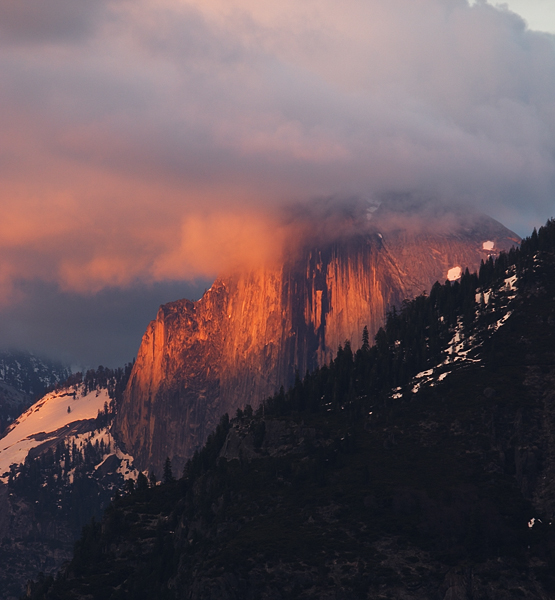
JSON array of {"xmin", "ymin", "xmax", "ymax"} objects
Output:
[
  {"xmin": 390, "ymin": 386, "xmax": 403, "ymax": 399},
  {"xmin": 482, "ymin": 241, "xmax": 495, "ymax": 251},
  {"xmin": 504, "ymin": 274, "xmax": 518, "ymax": 292},
  {"xmin": 475, "ymin": 290, "xmax": 491, "ymax": 305},
  {"xmin": 491, "ymin": 310, "xmax": 512, "ymax": 332},
  {"xmin": 443, "ymin": 319, "xmax": 481, "ymax": 365},
  {"xmin": 0, "ymin": 384, "xmax": 110, "ymax": 479},
  {"xmin": 415, "ymin": 369, "xmax": 433, "ymax": 379},
  {"xmin": 410, "ymin": 367, "xmax": 449, "ymax": 393},
  {"xmin": 116, "ymin": 446, "xmax": 140, "ymax": 480},
  {"xmin": 447, "ymin": 266, "xmax": 462, "ymax": 281}
]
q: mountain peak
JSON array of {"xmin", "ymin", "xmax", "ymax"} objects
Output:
[{"xmin": 115, "ymin": 204, "xmax": 519, "ymax": 475}]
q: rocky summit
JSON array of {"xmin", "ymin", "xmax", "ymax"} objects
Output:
[{"xmin": 115, "ymin": 199, "xmax": 519, "ymax": 476}]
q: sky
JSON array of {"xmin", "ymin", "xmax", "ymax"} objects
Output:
[
  {"xmin": 499, "ymin": 0, "xmax": 555, "ymax": 34},
  {"xmin": 0, "ymin": 0, "xmax": 554, "ymax": 369}
]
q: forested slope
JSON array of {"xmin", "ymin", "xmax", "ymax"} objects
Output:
[{"xmin": 28, "ymin": 219, "xmax": 555, "ymax": 600}]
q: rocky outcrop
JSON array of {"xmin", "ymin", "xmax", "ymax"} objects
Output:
[{"xmin": 115, "ymin": 204, "xmax": 519, "ymax": 475}]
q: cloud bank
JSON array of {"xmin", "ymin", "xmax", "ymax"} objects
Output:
[{"xmin": 1, "ymin": 0, "xmax": 555, "ymax": 360}]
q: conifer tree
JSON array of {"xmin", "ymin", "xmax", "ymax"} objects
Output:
[
  {"xmin": 163, "ymin": 457, "xmax": 174, "ymax": 484},
  {"xmin": 362, "ymin": 326, "xmax": 370, "ymax": 351},
  {"xmin": 137, "ymin": 472, "xmax": 149, "ymax": 492}
]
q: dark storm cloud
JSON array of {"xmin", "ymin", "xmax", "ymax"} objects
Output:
[{"xmin": 0, "ymin": 279, "xmax": 211, "ymax": 369}]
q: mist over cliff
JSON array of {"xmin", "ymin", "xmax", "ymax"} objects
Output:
[{"xmin": 115, "ymin": 199, "xmax": 519, "ymax": 475}]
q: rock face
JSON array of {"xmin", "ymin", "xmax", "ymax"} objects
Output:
[{"xmin": 115, "ymin": 203, "xmax": 519, "ymax": 475}]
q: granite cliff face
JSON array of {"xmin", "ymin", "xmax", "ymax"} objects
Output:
[{"xmin": 116, "ymin": 205, "xmax": 519, "ymax": 474}]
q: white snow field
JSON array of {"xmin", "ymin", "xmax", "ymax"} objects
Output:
[
  {"xmin": 0, "ymin": 385, "xmax": 110, "ymax": 479},
  {"xmin": 447, "ymin": 266, "xmax": 462, "ymax": 281}
]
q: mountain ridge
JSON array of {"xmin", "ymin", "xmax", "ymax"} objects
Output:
[{"xmin": 0, "ymin": 351, "xmax": 72, "ymax": 436}]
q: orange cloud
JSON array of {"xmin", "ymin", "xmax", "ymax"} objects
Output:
[{"xmin": 152, "ymin": 209, "xmax": 288, "ymax": 280}]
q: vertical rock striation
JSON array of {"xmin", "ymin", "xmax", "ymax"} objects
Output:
[{"xmin": 116, "ymin": 207, "xmax": 519, "ymax": 475}]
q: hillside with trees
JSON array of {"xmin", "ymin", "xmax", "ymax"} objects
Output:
[{"xmin": 27, "ymin": 219, "xmax": 555, "ymax": 600}]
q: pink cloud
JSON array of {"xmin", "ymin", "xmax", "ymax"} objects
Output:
[{"xmin": 0, "ymin": 0, "xmax": 553, "ymax": 303}]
